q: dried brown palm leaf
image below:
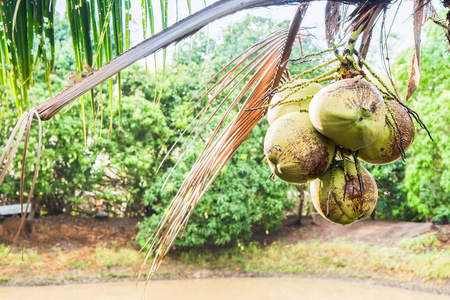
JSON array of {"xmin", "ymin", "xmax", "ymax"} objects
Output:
[
  {"xmin": 158, "ymin": 28, "xmax": 290, "ymax": 176},
  {"xmin": 406, "ymin": 0, "xmax": 435, "ymax": 101},
  {"xmin": 15, "ymin": 108, "xmax": 42, "ymax": 242},
  {"xmin": 325, "ymin": 1, "xmax": 343, "ymax": 46},
  {"xmin": 0, "ymin": 108, "xmax": 42, "ymax": 244},
  {"xmin": 137, "ymin": 4, "xmax": 310, "ymax": 281},
  {"xmin": 358, "ymin": 5, "xmax": 385, "ymax": 59},
  {"xmin": 344, "ymin": 2, "xmax": 389, "ymax": 57}
]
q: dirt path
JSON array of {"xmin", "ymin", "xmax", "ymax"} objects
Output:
[
  {"xmin": 0, "ymin": 215, "xmax": 142, "ymax": 251},
  {"xmin": 251, "ymin": 215, "xmax": 444, "ymax": 246},
  {"xmin": 0, "ymin": 215, "xmax": 447, "ymax": 251}
]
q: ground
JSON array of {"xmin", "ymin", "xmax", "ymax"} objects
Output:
[
  {"xmin": 1, "ymin": 215, "xmax": 446, "ymax": 251},
  {"xmin": 252, "ymin": 215, "xmax": 448, "ymax": 246},
  {"xmin": 0, "ymin": 215, "xmax": 142, "ymax": 252},
  {"xmin": 0, "ymin": 215, "xmax": 449, "ymax": 293}
]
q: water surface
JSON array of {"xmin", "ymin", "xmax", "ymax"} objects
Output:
[{"xmin": 0, "ymin": 277, "xmax": 448, "ymax": 300}]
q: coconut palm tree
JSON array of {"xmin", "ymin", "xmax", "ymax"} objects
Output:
[{"xmin": 0, "ymin": 0, "xmax": 448, "ymax": 280}]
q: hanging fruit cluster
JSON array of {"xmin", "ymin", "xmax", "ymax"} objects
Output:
[{"xmin": 261, "ymin": 43, "xmax": 430, "ymax": 226}]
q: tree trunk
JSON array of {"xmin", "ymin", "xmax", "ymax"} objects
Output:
[
  {"xmin": 28, "ymin": 197, "xmax": 39, "ymax": 221},
  {"xmin": 370, "ymin": 208, "xmax": 376, "ymax": 220},
  {"xmin": 295, "ymin": 184, "xmax": 305, "ymax": 226}
]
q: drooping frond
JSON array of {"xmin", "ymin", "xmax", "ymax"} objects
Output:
[
  {"xmin": 0, "ymin": 0, "xmax": 55, "ymax": 114},
  {"xmin": 157, "ymin": 26, "xmax": 291, "ymax": 177},
  {"xmin": 325, "ymin": 1, "xmax": 344, "ymax": 46},
  {"xmin": 405, "ymin": 0, "xmax": 435, "ymax": 101},
  {"xmin": 136, "ymin": 4, "xmax": 310, "ymax": 281},
  {"xmin": 0, "ymin": 108, "xmax": 41, "ymax": 243},
  {"xmin": 324, "ymin": 1, "xmax": 389, "ymax": 59},
  {"xmin": 345, "ymin": 2, "xmax": 390, "ymax": 58}
]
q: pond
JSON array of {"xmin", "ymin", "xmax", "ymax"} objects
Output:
[{"xmin": 0, "ymin": 277, "xmax": 448, "ymax": 299}]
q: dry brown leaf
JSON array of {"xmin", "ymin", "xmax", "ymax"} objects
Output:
[
  {"xmin": 406, "ymin": 0, "xmax": 425, "ymax": 101},
  {"xmin": 358, "ymin": 6, "xmax": 384, "ymax": 60},
  {"xmin": 325, "ymin": 1, "xmax": 342, "ymax": 46}
]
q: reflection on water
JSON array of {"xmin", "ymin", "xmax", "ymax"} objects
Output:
[{"xmin": 0, "ymin": 277, "xmax": 448, "ymax": 300}]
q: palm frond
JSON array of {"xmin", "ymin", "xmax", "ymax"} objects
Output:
[
  {"xmin": 405, "ymin": 0, "xmax": 435, "ymax": 101},
  {"xmin": 0, "ymin": 0, "xmax": 55, "ymax": 114},
  {"xmin": 157, "ymin": 27, "xmax": 290, "ymax": 175},
  {"xmin": 0, "ymin": 108, "xmax": 41, "ymax": 245},
  {"xmin": 136, "ymin": 3, "xmax": 310, "ymax": 281}
]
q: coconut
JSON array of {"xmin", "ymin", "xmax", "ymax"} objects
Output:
[
  {"xmin": 358, "ymin": 100, "xmax": 415, "ymax": 165},
  {"xmin": 309, "ymin": 78, "xmax": 386, "ymax": 150},
  {"xmin": 264, "ymin": 112, "xmax": 335, "ymax": 184},
  {"xmin": 310, "ymin": 160, "xmax": 378, "ymax": 225},
  {"xmin": 267, "ymin": 79, "xmax": 322, "ymax": 125}
]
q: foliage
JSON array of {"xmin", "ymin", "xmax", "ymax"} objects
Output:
[
  {"xmin": 391, "ymin": 23, "xmax": 450, "ymax": 221},
  {"xmin": 363, "ymin": 160, "xmax": 420, "ymax": 221},
  {"xmin": 94, "ymin": 94, "xmax": 169, "ymax": 216}
]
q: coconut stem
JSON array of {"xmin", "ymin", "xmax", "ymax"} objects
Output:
[
  {"xmin": 346, "ymin": 16, "xmax": 371, "ymax": 57},
  {"xmin": 352, "ymin": 151, "xmax": 365, "ymax": 203},
  {"xmin": 342, "ymin": 159, "xmax": 348, "ymax": 204},
  {"xmin": 246, "ymin": 95, "xmax": 314, "ymax": 111},
  {"xmin": 384, "ymin": 100, "xmax": 407, "ymax": 161},
  {"xmin": 279, "ymin": 71, "xmax": 338, "ymax": 103},
  {"xmin": 357, "ymin": 54, "xmax": 398, "ymax": 100},
  {"xmin": 375, "ymin": 179, "xmax": 390, "ymax": 196},
  {"xmin": 288, "ymin": 45, "xmax": 344, "ymax": 63},
  {"xmin": 327, "ymin": 164, "xmax": 337, "ymax": 217},
  {"xmin": 260, "ymin": 60, "xmax": 338, "ymax": 104},
  {"xmin": 249, "ymin": 74, "xmax": 337, "ymax": 112},
  {"xmin": 290, "ymin": 58, "xmax": 339, "ymax": 83},
  {"xmin": 395, "ymin": 101, "xmax": 434, "ymax": 142},
  {"xmin": 376, "ymin": 88, "xmax": 396, "ymax": 100},
  {"xmin": 272, "ymin": 95, "xmax": 314, "ymax": 108}
]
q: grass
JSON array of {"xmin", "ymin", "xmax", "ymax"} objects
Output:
[
  {"xmin": 178, "ymin": 240, "xmax": 450, "ymax": 281},
  {"xmin": 0, "ymin": 236, "xmax": 448, "ymax": 290}
]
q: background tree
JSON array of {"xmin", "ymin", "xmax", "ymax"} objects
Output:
[{"xmin": 393, "ymin": 23, "xmax": 450, "ymax": 221}]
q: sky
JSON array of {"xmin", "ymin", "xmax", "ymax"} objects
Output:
[{"xmin": 54, "ymin": 0, "xmax": 445, "ymax": 72}]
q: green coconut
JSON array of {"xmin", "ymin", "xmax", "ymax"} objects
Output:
[
  {"xmin": 310, "ymin": 160, "xmax": 378, "ymax": 225},
  {"xmin": 358, "ymin": 100, "xmax": 415, "ymax": 165},
  {"xmin": 264, "ymin": 112, "xmax": 335, "ymax": 184},
  {"xmin": 309, "ymin": 78, "xmax": 386, "ymax": 150},
  {"xmin": 267, "ymin": 79, "xmax": 322, "ymax": 125}
]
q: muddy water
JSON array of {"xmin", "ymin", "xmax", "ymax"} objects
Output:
[{"xmin": 1, "ymin": 278, "xmax": 448, "ymax": 300}]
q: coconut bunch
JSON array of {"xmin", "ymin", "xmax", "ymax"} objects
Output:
[{"xmin": 263, "ymin": 75, "xmax": 418, "ymax": 226}]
